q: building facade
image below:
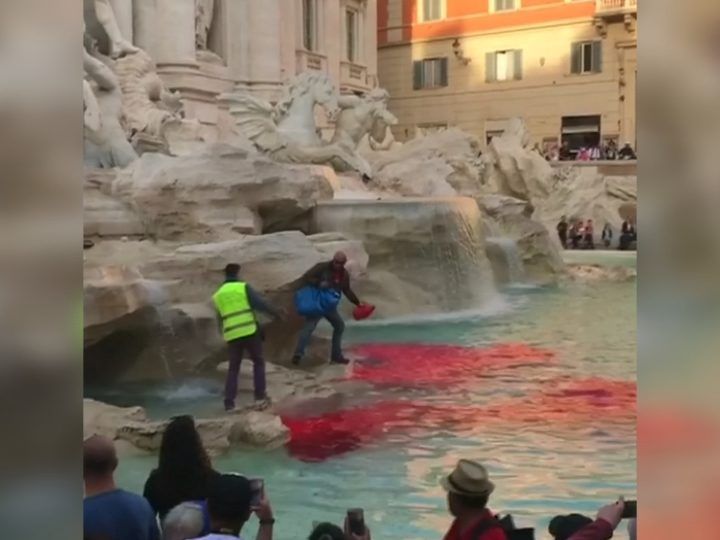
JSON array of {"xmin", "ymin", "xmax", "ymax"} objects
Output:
[
  {"xmin": 106, "ymin": 0, "xmax": 378, "ymax": 136},
  {"xmin": 377, "ymin": 0, "xmax": 637, "ymax": 151}
]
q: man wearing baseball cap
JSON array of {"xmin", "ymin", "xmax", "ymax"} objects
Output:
[{"xmin": 441, "ymin": 459, "xmax": 507, "ymax": 540}]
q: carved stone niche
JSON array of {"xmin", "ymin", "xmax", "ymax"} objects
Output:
[
  {"xmin": 593, "ymin": 17, "xmax": 608, "ymax": 38},
  {"xmin": 623, "ymin": 13, "xmax": 636, "ymax": 33}
]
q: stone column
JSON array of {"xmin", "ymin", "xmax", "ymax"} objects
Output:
[
  {"xmin": 133, "ymin": 0, "xmax": 157, "ymax": 54},
  {"xmin": 224, "ymin": 0, "xmax": 251, "ymax": 82},
  {"xmin": 247, "ymin": 0, "xmax": 283, "ymax": 88},
  {"xmin": 154, "ymin": 0, "xmax": 197, "ymax": 66},
  {"xmin": 109, "ymin": 0, "xmax": 133, "ymax": 43}
]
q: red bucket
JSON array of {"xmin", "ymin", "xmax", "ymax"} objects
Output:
[{"xmin": 352, "ymin": 303, "xmax": 376, "ymax": 321}]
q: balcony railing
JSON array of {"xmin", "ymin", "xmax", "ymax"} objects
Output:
[
  {"xmin": 296, "ymin": 50, "xmax": 327, "ymax": 73},
  {"xmin": 596, "ymin": 0, "xmax": 637, "ymax": 16},
  {"xmin": 339, "ymin": 60, "xmax": 369, "ymax": 91}
]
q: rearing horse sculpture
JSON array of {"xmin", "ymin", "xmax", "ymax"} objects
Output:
[{"xmin": 222, "ymin": 72, "xmax": 373, "ymax": 177}]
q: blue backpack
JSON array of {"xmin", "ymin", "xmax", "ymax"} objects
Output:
[{"xmin": 295, "ymin": 286, "xmax": 341, "ymax": 317}]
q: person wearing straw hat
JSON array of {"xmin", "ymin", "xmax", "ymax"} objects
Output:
[{"xmin": 441, "ymin": 459, "xmax": 507, "ymax": 540}]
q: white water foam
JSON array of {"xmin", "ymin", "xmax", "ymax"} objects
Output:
[
  {"xmin": 159, "ymin": 382, "xmax": 219, "ymax": 402},
  {"xmin": 348, "ymin": 293, "xmax": 520, "ymax": 327}
]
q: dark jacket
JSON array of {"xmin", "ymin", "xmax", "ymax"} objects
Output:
[
  {"xmin": 302, "ymin": 261, "xmax": 360, "ymax": 306},
  {"xmin": 567, "ymin": 518, "xmax": 614, "ymax": 540},
  {"xmin": 143, "ymin": 468, "xmax": 220, "ymax": 521}
]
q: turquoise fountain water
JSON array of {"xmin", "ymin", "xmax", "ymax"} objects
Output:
[{"xmin": 98, "ymin": 251, "xmax": 636, "ymax": 540}]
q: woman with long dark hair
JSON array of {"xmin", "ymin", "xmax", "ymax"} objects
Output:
[{"xmin": 143, "ymin": 415, "xmax": 219, "ymax": 520}]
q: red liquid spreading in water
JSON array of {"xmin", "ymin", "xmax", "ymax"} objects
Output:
[
  {"xmin": 281, "ymin": 344, "xmax": 635, "ymax": 461},
  {"xmin": 349, "ymin": 343, "xmax": 555, "ymax": 386}
]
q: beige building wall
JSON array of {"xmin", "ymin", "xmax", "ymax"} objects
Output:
[{"xmin": 378, "ymin": 3, "xmax": 636, "ymax": 147}]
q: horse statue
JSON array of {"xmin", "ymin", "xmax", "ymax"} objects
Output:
[{"xmin": 221, "ymin": 72, "xmax": 372, "ymax": 177}]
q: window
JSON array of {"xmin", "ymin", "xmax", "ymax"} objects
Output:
[
  {"xmin": 303, "ymin": 0, "xmax": 316, "ymax": 51},
  {"xmin": 492, "ymin": 0, "xmax": 517, "ymax": 12},
  {"xmin": 412, "ymin": 58, "xmax": 449, "ymax": 89},
  {"xmin": 561, "ymin": 115, "xmax": 601, "ymax": 156},
  {"xmin": 420, "ymin": 0, "xmax": 445, "ymax": 22},
  {"xmin": 571, "ymin": 41, "xmax": 602, "ymax": 74},
  {"xmin": 345, "ymin": 9, "xmax": 359, "ymax": 62},
  {"xmin": 485, "ymin": 50, "xmax": 523, "ymax": 82}
]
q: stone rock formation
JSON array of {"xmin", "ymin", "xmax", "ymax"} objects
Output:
[
  {"xmin": 84, "ymin": 399, "xmax": 290, "ymax": 456},
  {"xmin": 83, "ymin": 230, "xmax": 371, "ymax": 382},
  {"xmin": 475, "ymin": 118, "xmax": 637, "ymax": 239},
  {"xmin": 111, "ymin": 146, "xmax": 336, "ymax": 241},
  {"xmin": 312, "ymin": 198, "xmax": 498, "ymax": 315},
  {"xmin": 480, "ymin": 118, "xmax": 552, "ymax": 201},
  {"xmin": 567, "ymin": 263, "xmax": 637, "ymax": 282},
  {"xmin": 85, "ymin": 169, "xmax": 146, "ymax": 239},
  {"xmin": 479, "ymin": 194, "xmax": 565, "ymax": 285},
  {"xmin": 367, "ymin": 128, "xmax": 482, "ymax": 196},
  {"xmin": 533, "ymin": 167, "xmax": 637, "ymax": 238}
]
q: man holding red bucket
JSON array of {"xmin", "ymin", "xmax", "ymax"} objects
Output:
[{"xmin": 292, "ymin": 251, "xmax": 374, "ymax": 366}]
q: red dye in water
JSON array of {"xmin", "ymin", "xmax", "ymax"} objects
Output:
[
  {"xmin": 281, "ymin": 377, "xmax": 636, "ymax": 461},
  {"xmin": 349, "ymin": 343, "xmax": 555, "ymax": 386},
  {"xmin": 483, "ymin": 377, "xmax": 637, "ymax": 424},
  {"xmin": 282, "ymin": 401, "xmax": 422, "ymax": 462}
]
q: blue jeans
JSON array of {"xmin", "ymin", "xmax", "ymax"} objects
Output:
[{"xmin": 293, "ymin": 309, "xmax": 345, "ymax": 361}]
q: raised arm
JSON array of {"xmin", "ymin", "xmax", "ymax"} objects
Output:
[{"xmin": 246, "ymin": 285, "xmax": 282, "ymax": 319}]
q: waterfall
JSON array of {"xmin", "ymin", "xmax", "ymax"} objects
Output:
[
  {"xmin": 312, "ymin": 197, "xmax": 497, "ymax": 313},
  {"xmin": 138, "ymin": 279, "xmax": 177, "ymax": 379},
  {"xmin": 485, "ymin": 237, "xmax": 525, "ymax": 284}
]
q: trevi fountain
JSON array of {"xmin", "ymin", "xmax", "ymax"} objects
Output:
[{"xmin": 83, "ymin": 2, "xmax": 637, "ymax": 539}]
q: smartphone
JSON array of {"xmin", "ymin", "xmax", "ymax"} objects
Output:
[
  {"xmin": 347, "ymin": 508, "xmax": 365, "ymax": 535},
  {"xmin": 249, "ymin": 478, "xmax": 264, "ymax": 507},
  {"xmin": 621, "ymin": 499, "xmax": 637, "ymax": 519}
]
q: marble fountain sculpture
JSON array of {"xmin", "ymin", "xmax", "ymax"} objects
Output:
[
  {"xmin": 83, "ymin": 0, "xmax": 186, "ymax": 168},
  {"xmin": 221, "ymin": 74, "xmax": 398, "ymax": 178},
  {"xmin": 80, "ymin": 4, "xmax": 570, "ymax": 392}
]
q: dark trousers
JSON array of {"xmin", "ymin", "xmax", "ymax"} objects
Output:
[
  {"xmin": 293, "ymin": 309, "xmax": 345, "ymax": 361},
  {"xmin": 224, "ymin": 333, "xmax": 266, "ymax": 407}
]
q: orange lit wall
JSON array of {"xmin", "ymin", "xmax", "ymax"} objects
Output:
[
  {"xmin": 381, "ymin": 0, "xmax": 597, "ymax": 44},
  {"xmin": 378, "ymin": 0, "xmax": 389, "ymax": 44}
]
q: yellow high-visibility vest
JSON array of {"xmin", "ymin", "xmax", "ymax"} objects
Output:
[{"xmin": 212, "ymin": 282, "xmax": 258, "ymax": 342}]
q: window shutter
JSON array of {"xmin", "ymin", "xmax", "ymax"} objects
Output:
[
  {"xmin": 485, "ymin": 52, "xmax": 496, "ymax": 83},
  {"xmin": 440, "ymin": 57, "xmax": 449, "ymax": 87},
  {"xmin": 592, "ymin": 41, "xmax": 603, "ymax": 73},
  {"xmin": 513, "ymin": 49, "xmax": 523, "ymax": 80},
  {"xmin": 413, "ymin": 60, "xmax": 423, "ymax": 90},
  {"xmin": 570, "ymin": 42, "xmax": 581, "ymax": 74}
]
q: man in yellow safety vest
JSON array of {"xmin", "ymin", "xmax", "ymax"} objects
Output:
[{"xmin": 213, "ymin": 263, "xmax": 284, "ymax": 411}]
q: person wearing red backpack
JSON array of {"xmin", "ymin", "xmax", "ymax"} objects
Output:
[{"xmin": 441, "ymin": 460, "xmax": 507, "ymax": 540}]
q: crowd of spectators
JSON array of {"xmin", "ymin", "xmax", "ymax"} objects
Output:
[
  {"xmin": 84, "ymin": 416, "xmax": 636, "ymax": 540},
  {"xmin": 543, "ymin": 140, "xmax": 637, "ymax": 162},
  {"xmin": 557, "ymin": 216, "xmax": 637, "ymax": 250}
]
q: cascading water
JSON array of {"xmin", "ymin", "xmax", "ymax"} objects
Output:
[
  {"xmin": 138, "ymin": 278, "xmax": 177, "ymax": 379},
  {"xmin": 312, "ymin": 197, "xmax": 498, "ymax": 313},
  {"xmin": 485, "ymin": 236, "xmax": 525, "ymax": 283}
]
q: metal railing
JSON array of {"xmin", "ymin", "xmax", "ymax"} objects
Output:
[{"xmin": 596, "ymin": 0, "xmax": 637, "ymax": 13}]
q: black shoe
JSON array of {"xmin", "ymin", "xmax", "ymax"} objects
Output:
[
  {"xmin": 330, "ymin": 356, "xmax": 350, "ymax": 365},
  {"xmin": 291, "ymin": 355, "xmax": 301, "ymax": 366}
]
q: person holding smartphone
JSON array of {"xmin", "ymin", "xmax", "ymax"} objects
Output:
[
  {"xmin": 191, "ymin": 473, "xmax": 275, "ymax": 540},
  {"xmin": 568, "ymin": 499, "xmax": 633, "ymax": 540}
]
